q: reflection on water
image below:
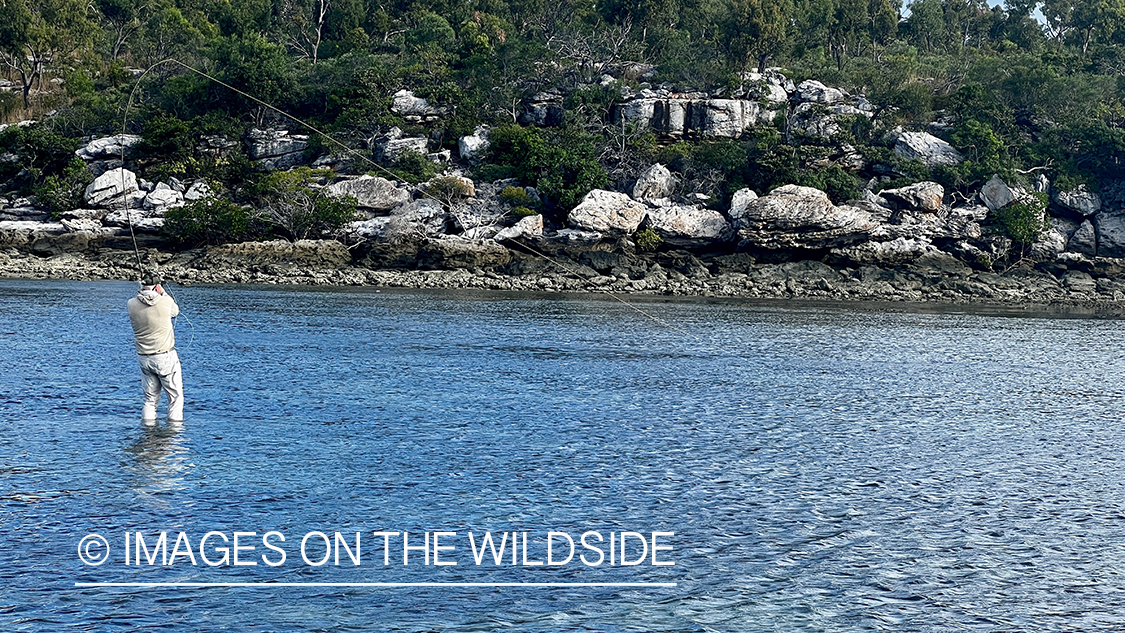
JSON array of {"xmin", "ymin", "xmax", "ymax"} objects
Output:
[
  {"xmin": 125, "ymin": 422, "xmax": 190, "ymax": 497},
  {"xmin": 2, "ymin": 280, "xmax": 1125, "ymax": 632}
]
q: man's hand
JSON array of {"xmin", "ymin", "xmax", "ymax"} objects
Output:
[{"xmin": 154, "ymin": 284, "xmax": 164, "ymax": 295}]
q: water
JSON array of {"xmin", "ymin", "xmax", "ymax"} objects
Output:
[{"xmin": 2, "ymin": 279, "xmax": 1125, "ymax": 631}]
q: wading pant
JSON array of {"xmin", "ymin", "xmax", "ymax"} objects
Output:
[{"xmin": 138, "ymin": 350, "xmax": 183, "ymax": 421}]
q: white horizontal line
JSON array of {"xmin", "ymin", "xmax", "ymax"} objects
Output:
[{"xmin": 75, "ymin": 582, "xmax": 677, "ymax": 588}]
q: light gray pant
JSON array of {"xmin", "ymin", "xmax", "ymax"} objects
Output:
[{"xmin": 138, "ymin": 350, "xmax": 184, "ymax": 421}]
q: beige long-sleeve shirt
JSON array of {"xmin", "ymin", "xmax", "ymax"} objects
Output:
[{"xmin": 127, "ymin": 289, "xmax": 180, "ymax": 355}]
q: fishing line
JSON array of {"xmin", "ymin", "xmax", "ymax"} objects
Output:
[{"xmin": 116, "ymin": 57, "xmax": 701, "ymax": 341}]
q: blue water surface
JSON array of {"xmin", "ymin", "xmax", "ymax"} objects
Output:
[{"xmin": 2, "ymin": 279, "xmax": 1125, "ymax": 631}]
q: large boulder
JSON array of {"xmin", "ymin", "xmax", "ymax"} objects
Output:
[
  {"xmin": 880, "ymin": 181, "xmax": 944, "ymax": 213},
  {"xmin": 794, "ymin": 80, "xmax": 845, "ymax": 104},
  {"xmin": 692, "ymin": 99, "xmax": 776, "ymax": 137},
  {"xmin": 184, "ymin": 181, "xmax": 213, "ymax": 201},
  {"xmin": 787, "ymin": 102, "xmax": 869, "ymax": 139},
  {"xmin": 244, "ymin": 128, "xmax": 309, "ymax": 170},
  {"xmin": 1094, "ymin": 209, "xmax": 1125, "ymax": 258},
  {"xmin": 728, "ymin": 188, "xmax": 759, "ymax": 221},
  {"xmin": 1029, "ymin": 223, "xmax": 1069, "ymax": 261},
  {"xmin": 1068, "ymin": 219, "xmax": 1097, "ymax": 257},
  {"xmin": 84, "ymin": 167, "xmax": 141, "ymax": 208},
  {"xmin": 735, "ymin": 184, "xmax": 877, "ymax": 250},
  {"xmin": 390, "ymin": 198, "xmax": 448, "ymax": 237},
  {"xmin": 980, "ymin": 175, "xmax": 1018, "ymax": 211},
  {"xmin": 568, "ymin": 189, "xmax": 648, "ymax": 234},
  {"xmin": 458, "ymin": 126, "xmax": 490, "ymax": 165},
  {"xmin": 642, "ymin": 204, "xmax": 732, "ymax": 247},
  {"xmin": 494, "ymin": 214, "xmax": 544, "ymax": 241},
  {"xmin": 375, "ymin": 127, "xmax": 429, "ymax": 162},
  {"xmin": 325, "ymin": 175, "xmax": 411, "ymax": 211},
  {"xmin": 75, "ymin": 134, "xmax": 142, "ymax": 161},
  {"xmin": 142, "ymin": 187, "xmax": 184, "ymax": 215},
  {"xmin": 613, "ymin": 96, "xmax": 775, "ymax": 138},
  {"xmin": 893, "ymin": 131, "xmax": 964, "ymax": 168},
  {"xmin": 519, "ymin": 92, "xmax": 565, "ymax": 127},
  {"xmin": 391, "ymin": 89, "xmax": 445, "ymax": 122},
  {"xmin": 632, "ymin": 164, "xmax": 676, "ymax": 200},
  {"xmin": 1053, "ymin": 186, "xmax": 1101, "ymax": 217}
]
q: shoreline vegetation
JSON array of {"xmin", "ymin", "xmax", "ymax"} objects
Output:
[{"xmin": 5, "ymin": 0, "xmax": 1125, "ymax": 314}]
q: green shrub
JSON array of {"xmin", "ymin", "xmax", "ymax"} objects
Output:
[
  {"xmin": 32, "ymin": 157, "xmax": 88, "ymax": 216},
  {"xmin": 388, "ymin": 150, "xmax": 438, "ymax": 184},
  {"xmin": 996, "ymin": 192, "xmax": 1049, "ymax": 247},
  {"xmin": 0, "ymin": 125, "xmax": 79, "ymax": 184},
  {"xmin": 163, "ymin": 198, "xmax": 263, "ymax": 246},
  {"xmin": 634, "ymin": 227, "xmax": 663, "ymax": 252},
  {"xmin": 499, "ymin": 185, "xmax": 532, "ymax": 206},
  {"xmin": 142, "ymin": 114, "xmax": 194, "ymax": 163},
  {"xmin": 424, "ymin": 176, "xmax": 473, "ymax": 209},
  {"xmin": 510, "ymin": 205, "xmax": 537, "ymax": 218},
  {"xmin": 253, "ymin": 168, "xmax": 358, "ymax": 240},
  {"xmin": 485, "ymin": 124, "xmax": 606, "ymax": 209}
]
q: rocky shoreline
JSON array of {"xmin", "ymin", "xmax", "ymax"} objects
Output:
[
  {"xmin": 5, "ymin": 237, "xmax": 1125, "ymax": 317},
  {"xmin": 5, "ymin": 70, "xmax": 1125, "ymax": 317}
]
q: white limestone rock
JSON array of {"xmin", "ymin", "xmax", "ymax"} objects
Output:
[
  {"xmin": 643, "ymin": 204, "xmax": 733, "ymax": 246},
  {"xmin": 736, "ymin": 184, "xmax": 877, "ymax": 250},
  {"xmin": 568, "ymin": 189, "xmax": 649, "ymax": 234},
  {"xmin": 632, "ymin": 164, "xmax": 677, "ymax": 201},
  {"xmin": 325, "ymin": 175, "xmax": 411, "ymax": 211},
  {"xmin": 143, "ymin": 187, "xmax": 185, "ymax": 215},
  {"xmin": 75, "ymin": 134, "xmax": 142, "ymax": 161},
  {"xmin": 84, "ymin": 167, "xmax": 139, "ymax": 208},
  {"xmin": 728, "ymin": 188, "xmax": 759, "ymax": 221},
  {"xmin": 893, "ymin": 131, "xmax": 964, "ymax": 168},
  {"xmin": 494, "ymin": 214, "xmax": 544, "ymax": 241},
  {"xmin": 458, "ymin": 126, "xmax": 490, "ymax": 165}
]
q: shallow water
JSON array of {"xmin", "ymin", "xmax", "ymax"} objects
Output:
[{"xmin": 2, "ymin": 279, "xmax": 1125, "ymax": 631}]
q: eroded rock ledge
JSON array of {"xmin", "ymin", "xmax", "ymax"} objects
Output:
[{"xmin": 4, "ymin": 237, "xmax": 1125, "ymax": 313}]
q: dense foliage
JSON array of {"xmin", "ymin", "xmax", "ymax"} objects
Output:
[{"xmin": 3, "ymin": 0, "xmax": 1125, "ymax": 219}]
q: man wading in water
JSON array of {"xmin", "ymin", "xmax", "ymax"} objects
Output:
[{"xmin": 127, "ymin": 274, "xmax": 184, "ymax": 422}]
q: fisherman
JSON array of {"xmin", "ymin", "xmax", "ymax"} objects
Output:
[{"xmin": 127, "ymin": 274, "xmax": 184, "ymax": 422}]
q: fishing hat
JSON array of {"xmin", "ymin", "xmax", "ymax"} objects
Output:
[{"xmin": 141, "ymin": 273, "xmax": 163, "ymax": 287}]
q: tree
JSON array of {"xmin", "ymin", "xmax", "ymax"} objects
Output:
[
  {"xmin": 96, "ymin": 0, "xmax": 151, "ymax": 60},
  {"xmin": 211, "ymin": 34, "xmax": 298, "ymax": 123},
  {"xmin": 720, "ymin": 0, "xmax": 792, "ymax": 75},
  {"xmin": 280, "ymin": 0, "xmax": 332, "ymax": 63},
  {"xmin": 0, "ymin": 0, "xmax": 98, "ymax": 109}
]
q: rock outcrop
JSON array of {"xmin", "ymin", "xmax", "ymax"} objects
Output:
[
  {"xmin": 642, "ymin": 204, "xmax": 732, "ymax": 247},
  {"xmin": 458, "ymin": 126, "xmax": 490, "ymax": 164},
  {"xmin": 632, "ymin": 164, "xmax": 676, "ymax": 201},
  {"xmin": 75, "ymin": 134, "xmax": 142, "ymax": 161},
  {"xmin": 893, "ymin": 131, "xmax": 964, "ymax": 168},
  {"xmin": 568, "ymin": 189, "xmax": 648, "ymax": 234},
  {"xmin": 614, "ymin": 93, "xmax": 778, "ymax": 139},
  {"xmin": 325, "ymin": 175, "xmax": 411, "ymax": 212},
  {"xmin": 374, "ymin": 127, "xmax": 429, "ymax": 162},
  {"xmin": 391, "ymin": 89, "xmax": 445, "ymax": 123},
  {"xmin": 736, "ymin": 185, "xmax": 877, "ymax": 250},
  {"xmin": 245, "ymin": 128, "xmax": 309, "ymax": 170},
  {"xmin": 84, "ymin": 168, "xmax": 142, "ymax": 208}
]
